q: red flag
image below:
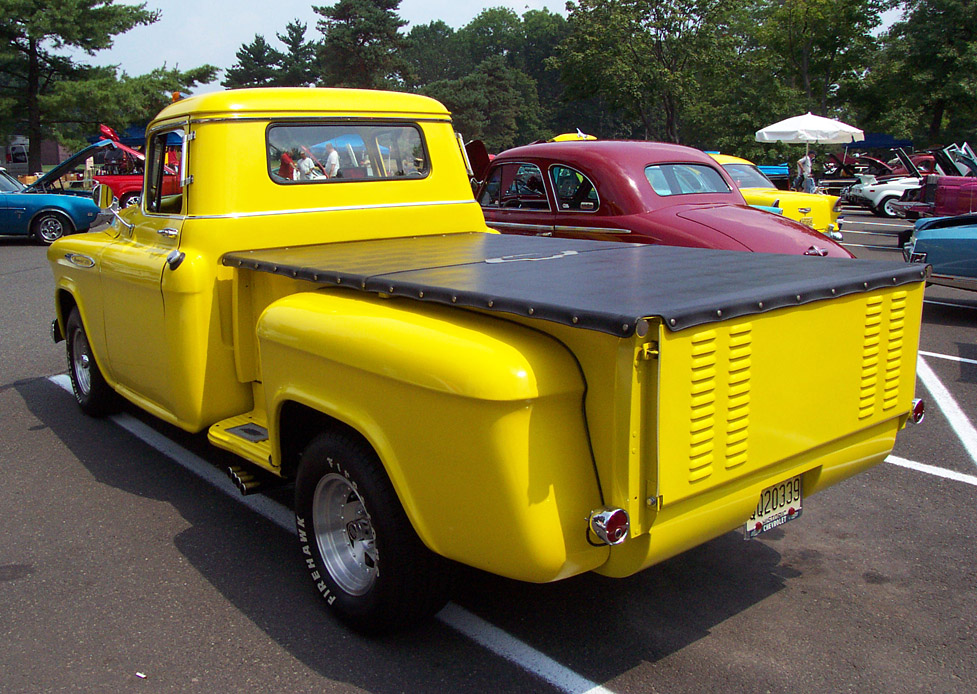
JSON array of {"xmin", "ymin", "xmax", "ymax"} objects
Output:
[{"xmin": 99, "ymin": 124, "xmax": 120, "ymax": 142}]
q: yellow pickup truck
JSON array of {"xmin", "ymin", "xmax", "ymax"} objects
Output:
[{"xmin": 48, "ymin": 88, "xmax": 927, "ymax": 634}]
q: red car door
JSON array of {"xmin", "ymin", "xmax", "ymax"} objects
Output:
[{"xmin": 479, "ymin": 162, "xmax": 554, "ymax": 236}]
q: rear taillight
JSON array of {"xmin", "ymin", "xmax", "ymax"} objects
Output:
[
  {"xmin": 588, "ymin": 507, "xmax": 629, "ymax": 545},
  {"xmin": 909, "ymin": 398, "xmax": 925, "ymax": 425}
]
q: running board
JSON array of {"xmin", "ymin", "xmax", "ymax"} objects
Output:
[{"xmin": 208, "ymin": 412, "xmax": 275, "ymax": 473}]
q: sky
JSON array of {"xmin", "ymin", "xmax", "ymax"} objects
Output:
[{"xmin": 74, "ymin": 1, "xmax": 569, "ymax": 93}]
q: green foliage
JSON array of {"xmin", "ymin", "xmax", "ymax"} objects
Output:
[
  {"xmin": 314, "ymin": 0, "xmax": 409, "ymax": 88},
  {"xmin": 222, "ymin": 20, "xmax": 316, "ymax": 88},
  {"xmin": 422, "ymin": 55, "xmax": 543, "ymax": 151},
  {"xmin": 756, "ymin": 0, "xmax": 889, "ymax": 113},
  {"xmin": 0, "ymin": 0, "xmax": 161, "ymax": 166},
  {"xmin": 223, "ymin": 35, "xmax": 283, "ymax": 88},
  {"xmin": 873, "ymin": 0, "xmax": 977, "ymax": 145},
  {"xmin": 554, "ymin": 0, "xmax": 735, "ymax": 143},
  {"xmin": 401, "ymin": 21, "xmax": 467, "ymax": 88}
]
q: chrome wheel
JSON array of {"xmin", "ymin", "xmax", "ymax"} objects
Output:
[
  {"xmin": 34, "ymin": 213, "xmax": 67, "ymax": 244},
  {"xmin": 312, "ymin": 473, "xmax": 378, "ymax": 596},
  {"xmin": 70, "ymin": 325, "xmax": 93, "ymax": 396}
]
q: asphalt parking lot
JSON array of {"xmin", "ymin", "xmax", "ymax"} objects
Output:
[{"xmin": 1, "ymin": 209, "xmax": 975, "ymax": 693}]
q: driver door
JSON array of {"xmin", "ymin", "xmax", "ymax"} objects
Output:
[{"xmin": 99, "ymin": 125, "xmax": 186, "ymax": 414}]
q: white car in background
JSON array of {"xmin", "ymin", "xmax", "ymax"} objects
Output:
[{"xmin": 843, "ymin": 150, "xmax": 923, "ymax": 217}]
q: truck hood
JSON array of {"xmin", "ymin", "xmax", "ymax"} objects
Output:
[{"xmin": 674, "ymin": 204, "xmax": 850, "ymax": 257}]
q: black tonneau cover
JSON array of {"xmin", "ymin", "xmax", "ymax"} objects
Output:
[{"xmin": 222, "ymin": 233, "xmax": 927, "ymax": 336}]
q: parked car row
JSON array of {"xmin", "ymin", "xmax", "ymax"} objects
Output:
[{"xmin": 842, "ymin": 144, "xmax": 976, "ymax": 218}]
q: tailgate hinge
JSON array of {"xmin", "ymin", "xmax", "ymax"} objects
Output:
[{"xmin": 638, "ymin": 341, "xmax": 660, "ymax": 361}]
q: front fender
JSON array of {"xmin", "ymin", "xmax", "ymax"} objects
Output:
[{"xmin": 257, "ymin": 290, "xmax": 609, "ymax": 582}]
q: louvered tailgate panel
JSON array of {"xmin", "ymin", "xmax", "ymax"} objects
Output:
[{"xmin": 655, "ymin": 285, "xmax": 923, "ymax": 508}]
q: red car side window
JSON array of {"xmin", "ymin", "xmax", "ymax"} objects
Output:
[{"xmin": 550, "ymin": 165, "xmax": 599, "ymax": 212}]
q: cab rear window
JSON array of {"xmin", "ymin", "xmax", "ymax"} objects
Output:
[
  {"xmin": 645, "ymin": 163, "xmax": 731, "ymax": 196},
  {"xmin": 267, "ymin": 123, "xmax": 428, "ymax": 183}
]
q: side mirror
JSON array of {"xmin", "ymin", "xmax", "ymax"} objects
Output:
[
  {"xmin": 93, "ymin": 183, "xmax": 115, "ymax": 210},
  {"xmin": 92, "ymin": 183, "xmax": 134, "ymax": 231}
]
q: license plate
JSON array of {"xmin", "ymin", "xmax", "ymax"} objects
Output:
[
  {"xmin": 745, "ymin": 476, "xmax": 802, "ymax": 538},
  {"xmin": 800, "ymin": 217, "xmax": 814, "ymax": 227}
]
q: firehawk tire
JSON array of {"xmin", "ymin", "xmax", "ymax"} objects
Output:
[
  {"xmin": 294, "ymin": 430, "xmax": 451, "ymax": 634},
  {"xmin": 65, "ymin": 308, "xmax": 116, "ymax": 417}
]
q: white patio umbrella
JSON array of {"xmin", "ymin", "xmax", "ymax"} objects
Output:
[{"xmin": 755, "ymin": 112, "xmax": 864, "ymax": 151}]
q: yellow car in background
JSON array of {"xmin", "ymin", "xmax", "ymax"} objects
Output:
[{"xmin": 710, "ymin": 153, "xmax": 843, "ymax": 240}]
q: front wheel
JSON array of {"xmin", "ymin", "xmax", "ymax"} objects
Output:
[
  {"xmin": 119, "ymin": 192, "xmax": 141, "ymax": 208},
  {"xmin": 65, "ymin": 308, "xmax": 116, "ymax": 416},
  {"xmin": 294, "ymin": 430, "xmax": 451, "ymax": 634},
  {"xmin": 32, "ymin": 212, "xmax": 71, "ymax": 244}
]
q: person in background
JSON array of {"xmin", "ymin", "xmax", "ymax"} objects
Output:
[
  {"xmin": 277, "ymin": 149, "xmax": 296, "ymax": 180},
  {"xmin": 796, "ymin": 151, "xmax": 816, "ymax": 193},
  {"xmin": 295, "ymin": 150, "xmax": 320, "ymax": 180},
  {"xmin": 324, "ymin": 144, "xmax": 340, "ymax": 178}
]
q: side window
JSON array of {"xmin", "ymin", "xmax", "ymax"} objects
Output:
[
  {"xmin": 644, "ymin": 163, "xmax": 732, "ymax": 197},
  {"xmin": 146, "ymin": 129, "xmax": 185, "ymax": 214},
  {"xmin": 550, "ymin": 164, "xmax": 599, "ymax": 212},
  {"xmin": 479, "ymin": 162, "xmax": 548, "ymax": 210},
  {"xmin": 266, "ymin": 123, "xmax": 428, "ymax": 183}
]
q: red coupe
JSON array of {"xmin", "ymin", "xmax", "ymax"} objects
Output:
[{"xmin": 473, "ymin": 140, "xmax": 852, "ymax": 257}]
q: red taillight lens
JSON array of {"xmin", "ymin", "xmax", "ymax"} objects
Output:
[
  {"xmin": 589, "ymin": 507, "xmax": 630, "ymax": 545},
  {"xmin": 910, "ymin": 398, "xmax": 925, "ymax": 425}
]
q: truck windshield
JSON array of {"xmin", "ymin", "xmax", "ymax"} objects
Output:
[{"xmin": 267, "ymin": 123, "xmax": 429, "ymax": 183}]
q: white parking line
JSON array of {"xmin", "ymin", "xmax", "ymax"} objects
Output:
[
  {"xmin": 48, "ymin": 374, "xmax": 614, "ymax": 694},
  {"xmin": 915, "ymin": 357, "xmax": 977, "ymax": 469},
  {"xmin": 919, "ymin": 350, "xmax": 977, "ymax": 366},
  {"xmin": 843, "ymin": 220, "xmax": 912, "ymax": 228},
  {"xmin": 886, "ymin": 455, "xmax": 977, "ymax": 487}
]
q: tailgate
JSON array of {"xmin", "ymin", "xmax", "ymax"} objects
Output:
[{"xmin": 655, "ymin": 283, "xmax": 923, "ymax": 507}]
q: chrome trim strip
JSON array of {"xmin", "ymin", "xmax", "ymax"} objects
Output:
[
  {"xmin": 486, "ymin": 221, "xmax": 554, "ymax": 233},
  {"xmin": 554, "ymin": 225, "xmax": 631, "ymax": 235},
  {"xmin": 187, "ymin": 199, "xmax": 479, "ymax": 220}
]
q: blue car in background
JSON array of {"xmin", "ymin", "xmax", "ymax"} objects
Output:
[
  {"xmin": 905, "ymin": 213, "xmax": 977, "ymax": 292},
  {"xmin": 0, "ymin": 166, "xmax": 102, "ymax": 244}
]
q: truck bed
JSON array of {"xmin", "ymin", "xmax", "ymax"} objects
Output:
[{"xmin": 223, "ymin": 233, "xmax": 928, "ymax": 336}]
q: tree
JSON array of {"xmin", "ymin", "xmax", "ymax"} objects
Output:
[
  {"xmin": 223, "ymin": 21, "xmax": 317, "ymax": 89},
  {"xmin": 276, "ymin": 21, "xmax": 317, "ymax": 87},
  {"xmin": 314, "ymin": 0, "xmax": 409, "ymax": 88},
  {"xmin": 553, "ymin": 0, "xmax": 732, "ymax": 143},
  {"xmin": 422, "ymin": 55, "xmax": 543, "ymax": 151},
  {"xmin": 875, "ymin": 0, "xmax": 977, "ymax": 145},
  {"xmin": 402, "ymin": 20, "xmax": 467, "ymax": 88},
  {"xmin": 222, "ymin": 35, "xmax": 283, "ymax": 88},
  {"xmin": 0, "ymin": 0, "xmax": 159, "ymax": 171},
  {"xmin": 757, "ymin": 0, "xmax": 890, "ymax": 114}
]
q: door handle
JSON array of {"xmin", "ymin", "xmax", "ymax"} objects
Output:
[{"xmin": 158, "ymin": 227, "xmax": 178, "ymax": 238}]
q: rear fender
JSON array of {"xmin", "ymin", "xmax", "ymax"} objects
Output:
[{"xmin": 257, "ymin": 290, "xmax": 609, "ymax": 582}]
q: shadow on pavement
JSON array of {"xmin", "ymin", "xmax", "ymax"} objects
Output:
[{"xmin": 18, "ymin": 375, "xmax": 790, "ymax": 691}]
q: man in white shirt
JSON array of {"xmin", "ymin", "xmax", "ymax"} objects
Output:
[
  {"xmin": 295, "ymin": 151, "xmax": 318, "ymax": 180},
  {"xmin": 796, "ymin": 151, "xmax": 816, "ymax": 193},
  {"xmin": 324, "ymin": 144, "xmax": 340, "ymax": 178}
]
